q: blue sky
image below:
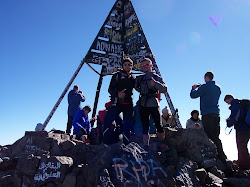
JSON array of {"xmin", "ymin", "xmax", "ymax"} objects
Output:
[{"xmin": 1, "ymin": 0, "xmax": 249, "ymax": 160}]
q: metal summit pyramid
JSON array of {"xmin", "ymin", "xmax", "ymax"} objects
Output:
[{"xmin": 84, "ymin": 0, "xmax": 181, "ymax": 127}]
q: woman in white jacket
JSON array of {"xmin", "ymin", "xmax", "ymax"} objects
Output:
[{"xmin": 186, "ymin": 110, "xmax": 203, "ymax": 129}]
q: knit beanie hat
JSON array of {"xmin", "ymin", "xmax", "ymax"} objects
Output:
[{"xmin": 162, "ymin": 106, "xmax": 170, "ymax": 114}]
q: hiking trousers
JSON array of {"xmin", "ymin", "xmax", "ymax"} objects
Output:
[
  {"xmin": 202, "ymin": 113, "xmax": 227, "ymax": 161},
  {"xmin": 103, "ymin": 104, "xmax": 134, "ymax": 145},
  {"xmin": 140, "ymin": 106, "xmax": 164, "ymax": 135},
  {"xmin": 236, "ymin": 129, "xmax": 250, "ymax": 170},
  {"xmin": 66, "ymin": 115, "xmax": 74, "ymax": 134}
]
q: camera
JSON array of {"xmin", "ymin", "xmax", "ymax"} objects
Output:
[{"xmin": 196, "ymin": 84, "xmax": 201, "ymax": 87}]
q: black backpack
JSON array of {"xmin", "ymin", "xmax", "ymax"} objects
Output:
[
  {"xmin": 239, "ymin": 99, "xmax": 250, "ymax": 126},
  {"xmin": 102, "ymin": 126, "xmax": 121, "ymax": 145}
]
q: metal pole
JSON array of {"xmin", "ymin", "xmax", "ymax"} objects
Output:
[
  {"xmin": 91, "ymin": 66, "xmax": 105, "ymax": 127},
  {"xmin": 41, "ymin": 59, "xmax": 86, "ymax": 130}
]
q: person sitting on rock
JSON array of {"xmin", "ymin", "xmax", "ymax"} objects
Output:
[
  {"xmin": 186, "ymin": 110, "xmax": 203, "ymax": 129},
  {"xmin": 72, "ymin": 105, "xmax": 96, "ymax": 141},
  {"xmin": 162, "ymin": 106, "xmax": 176, "ymax": 128}
]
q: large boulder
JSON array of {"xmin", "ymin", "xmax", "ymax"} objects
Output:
[
  {"xmin": 7, "ymin": 131, "xmax": 71, "ymax": 158},
  {"xmin": 16, "ymin": 155, "xmax": 41, "ymax": 177},
  {"xmin": 84, "ymin": 142, "xmax": 201, "ymax": 186},
  {"xmin": 165, "ymin": 127, "xmax": 217, "ymax": 166},
  {"xmin": 33, "ymin": 156, "xmax": 73, "ymax": 186}
]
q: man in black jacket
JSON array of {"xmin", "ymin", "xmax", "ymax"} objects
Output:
[{"xmin": 103, "ymin": 58, "xmax": 136, "ymax": 145}]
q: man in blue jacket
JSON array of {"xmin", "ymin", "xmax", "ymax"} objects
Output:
[
  {"xmin": 72, "ymin": 105, "xmax": 96, "ymax": 140},
  {"xmin": 190, "ymin": 71, "xmax": 227, "ymax": 162},
  {"xmin": 224, "ymin": 94, "xmax": 250, "ymax": 170},
  {"xmin": 66, "ymin": 85, "xmax": 86, "ymax": 135}
]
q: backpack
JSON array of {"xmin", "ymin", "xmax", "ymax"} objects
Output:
[
  {"xmin": 102, "ymin": 126, "xmax": 121, "ymax": 145},
  {"xmin": 239, "ymin": 99, "xmax": 250, "ymax": 125}
]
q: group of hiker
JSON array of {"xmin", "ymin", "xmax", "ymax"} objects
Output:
[
  {"xmin": 189, "ymin": 71, "xmax": 250, "ymax": 170},
  {"xmin": 66, "ymin": 58, "xmax": 250, "ymax": 171}
]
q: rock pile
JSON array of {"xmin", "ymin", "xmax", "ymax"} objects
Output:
[{"xmin": 0, "ymin": 128, "xmax": 249, "ymax": 187}]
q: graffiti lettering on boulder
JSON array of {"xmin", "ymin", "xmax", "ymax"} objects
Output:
[
  {"xmin": 34, "ymin": 161, "xmax": 61, "ymax": 182},
  {"xmin": 99, "ymin": 174, "xmax": 112, "ymax": 187},
  {"xmin": 24, "ymin": 137, "xmax": 41, "ymax": 155},
  {"xmin": 27, "ymin": 137, "xmax": 32, "ymax": 144},
  {"xmin": 112, "ymin": 157, "xmax": 167, "ymax": 186},
  {"xmin": 38, "ymin": 161, "xmax": 61, "ymax": 172},
  {"xmin": 34, "ymin": 171, "xmax": 61, "ymax": 182},
  {"xmin": 201, "ymin": 146, "xmax": 215, "ymax": 158},
  {"xmin": 121, "ymin": 142, "xmax": 146, "ymax": 163}
]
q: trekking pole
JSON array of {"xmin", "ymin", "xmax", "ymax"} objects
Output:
[
  {"xmin": 225, "ymin": 126, "xmax": 233, "ymax": 135},
  {"xmin": 36, "ymin": 59, "xmax": 86, "ymax": 131}
]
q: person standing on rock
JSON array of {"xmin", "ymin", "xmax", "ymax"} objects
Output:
[
  {"xmin": 190, "ymin": 71, "xmax": 227, "ymax": 162},
  {"xmin": 103, "ymin": 58, "xmax": 136, "ymax": 145},
  {"xmin": 186, "ymin": 110, "xmax": 203, "ymax": 129},
  {"xmin": 66, "ymin": 85, "xmax": 86, "ymax": 135},
  {"xmin": 224, "ymin": 94, "xmax": 250, "ymax": 170},
  {"xmin": 135, "ymin": 58, "xmax": 168, "ymax": 150}
]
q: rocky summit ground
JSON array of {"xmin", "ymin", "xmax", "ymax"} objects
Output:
[{"xmin": 0, "ymin": 128, "xmax": 249, "ymax": 187}]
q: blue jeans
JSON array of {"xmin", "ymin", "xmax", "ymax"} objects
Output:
[{"xmin": 104, "ymin": 104, "xmax": 133, "ymax": 145}]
